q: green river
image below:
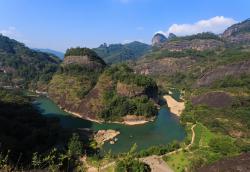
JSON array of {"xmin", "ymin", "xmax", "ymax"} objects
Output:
[{"xmin": 33, "ymin": 93, "xmax": 186, "ymax": 154}]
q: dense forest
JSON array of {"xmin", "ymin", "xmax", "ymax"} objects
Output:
[
  {"xmin": 0, "ymin": 34, "xmax": 61, "ymax": 89},
  {"xmin": 98, "ymin": 64, "xmax": 158, "ymax": 121}
]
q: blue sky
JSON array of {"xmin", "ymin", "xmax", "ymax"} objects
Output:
[{"xmin": 0, "ymin": 0, "xmax": 249, "ymax": 52}]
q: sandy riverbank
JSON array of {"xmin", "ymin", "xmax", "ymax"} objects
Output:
[
  {"xmin": 61, "ymin": 108, "xmax": 103, "ymax": 123},
  {"xmin": 163, "ymin": 95, "xmax": 185, "ymax": 116},
  {"xmin": 121, "ymin": 115, "xmax": 154, "ymax": 125},
  {"xmin": 122, "ymin": 120, "xmax": 150, "ymax": 125},
  {"xmin": 62, "ymin": 107, "xmax": 153, "ymax": 125}
]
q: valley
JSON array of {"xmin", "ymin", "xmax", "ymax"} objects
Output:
[{"xmin": 0, "ymin": 15, "xmax": 250, "ymax": 172}]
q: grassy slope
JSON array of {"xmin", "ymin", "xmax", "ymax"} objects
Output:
[{"xmin": 164, "ymin": 123, "xmax": 238, "ymax": 172}]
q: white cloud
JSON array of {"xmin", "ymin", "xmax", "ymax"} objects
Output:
[{"xmin": 158, "ymin": 16, "xmax": 237, "ymax": 37}]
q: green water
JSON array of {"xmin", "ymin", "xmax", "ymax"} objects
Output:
[{"xmin": 33, "ymin": 97, "xmax": 186, "ymax": 154}]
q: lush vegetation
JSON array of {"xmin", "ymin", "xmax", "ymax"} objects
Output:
[
  {"xmin": 0, "ymin": 34, "xmax": 61, "ymax": 89},
  {"xmin": 105, "ymin": 63, "xmax": 158, "ymax": 95},
  {"xmin": 53, "ymin": 62, "xmax": 104, "ymax": 99},
  {"xmin": 100, "ymin": 92, "xmax": 157, "ymax": 121},
  {"xmin": 136, "ymin": 141, "xmax": 181, "ymax": 157},
  {"xmin": 93, "ymin": 41, "xmax": 151, "ymax": 64},
  {"xmin": 163, "ymin": 123, "xmax": 244, "ymax": 172},
  {"xmin": 115, "ymin": 144, "xmax": 151, "ymax": 172},
  {"xmin": 146, "ymin": 48, "xmax": 216, "ymax": 60},
  {"xmin": 49, "ymin": 48, "xmax": 106, "ymax": 104},
  {"xmin": 98, "ymin": 64, "xmax": 158, "ymax": 121},
  {"xmin": 212, "ymin": 74, "xmax": 250, "ymax": 89}
]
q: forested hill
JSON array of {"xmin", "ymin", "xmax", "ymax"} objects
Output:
[
  {"xmin": 93, "ymin": 41, "xmax": 151, "ymax": 64},
  {"xmin": 48, "ymin": 47, "xmax": 158, "ymax": 122},
  {"xmin": 0, "ymin": 34, "xmax": 61, "ymax": 89}
]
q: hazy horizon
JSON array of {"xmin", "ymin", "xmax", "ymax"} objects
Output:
[{"xmin": 0, "ymin": 0, "xmax": 249, "ymax": 52}]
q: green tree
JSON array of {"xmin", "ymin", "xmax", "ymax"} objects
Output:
[{"xmin": 68, "ymin": 133, "xmax": 83, "ymax": 158}]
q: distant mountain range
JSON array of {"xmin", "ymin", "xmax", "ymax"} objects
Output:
[
  {"xmin": 93, "ymin": 41, "xmax": 151, "ymax": 64},
  {"xmin": 33, "ymin": 48, "xmax": 64, "ymax": 59},
  {"xmin": 1, "ymin": 18, "xmax": 250, "ymax": 172}
]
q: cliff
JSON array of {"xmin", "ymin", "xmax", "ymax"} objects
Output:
[{"xmin": 222, "ymin": 19, "xmax": 250, "ymax": 45}]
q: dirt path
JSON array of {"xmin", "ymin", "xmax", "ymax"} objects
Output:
[{"xmin": 140, "ymin": 155, "xmax": 173, "ymax": 172}]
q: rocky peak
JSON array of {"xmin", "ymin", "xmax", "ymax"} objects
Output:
[
  {"xmin": 99, "ymin": 43, "xmax": 108, "ymax": 48},
  {"xmin": 63, "ymin": 47, "xmax": 106, "ymax": 69},
  {"xmin": 152, "ymin": 33, "xmax": 167, "ymax": 46},
  {"xmin": 168, "ymin": 33, "xmax": 177, "ymax": 40},
  {"xmin": 223, "ymin": 19, "xmax": 250, "ymax": 38}
]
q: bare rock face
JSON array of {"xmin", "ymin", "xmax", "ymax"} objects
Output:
[
  {"xmin": 191, "ymin": 92, "xmax": 233, "ymax": 108},
  {"xmin": 63, "ymin": 55, "xmax": 105, "ymax": 70},
  {"xmin": 197, "ymin": 153, "xmax": 250, "ymax": 172},
  {"xmin": 116, "ymin": 82, "xmax": 144, "ymax": 97},
  {"xmin": 196, "ymin": 60, "xmax": 250, "ymax": 87},
  {"xmin": 134, "ymin": 57, "xmax": 196, "ymax": 76},
  {"xmin": 168, "ymin": 33, "xmax": 177, "ymax": 40},
  {"xmin": 94, "ymin": 129, "xmax": 120, "ymax": 145},
  {"xmin": 152, "ymin": 33, "xmax": 167, "ymax": 46},
  {"xmin": 222, "ymin": 19, "xmax": 250, "ymax": 45},
  {"xmin": 162, "ymin": 39, "xmax": 224, "ymax": 51}
]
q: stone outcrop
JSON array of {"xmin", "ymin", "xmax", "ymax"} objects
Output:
[
  {"xmin": 116, "ymin": 82, "xmax": 145, "ymax": 97},
  {"xmin": 196, "ymin": 60, "xmax": 250, "ymax": 87},
  {"xmin": 222, "ymin": 19, "xmax": 250, "ymax": 38},
  {"xmin": 222, "ymin": 19, "xmax": 250, "ymax": 45},
  {"xmin": 162, "ymin": 39, "xmax": 224, "ymax": 51},
  {"xmin": 63, "ymin": 55, "xmax": 105, "ymax": 70},
  {"xmin": 152, "ymin": 33, "xmax": 167, "ymax": 46},
  {"xmin": 94, "ymin": 129, "xmax": 120, "ymax": 145},
  {"xmin": 134, "ymin": 57, "xmax": 196, "ymax": 76}
]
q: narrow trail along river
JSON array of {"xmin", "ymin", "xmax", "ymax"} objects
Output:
[{"xmin": 33, "ymin": 92, "xmax": 186, "ymax": 154}]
